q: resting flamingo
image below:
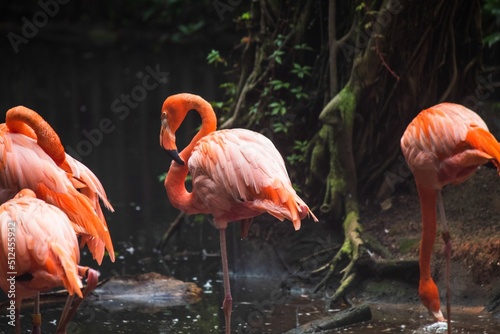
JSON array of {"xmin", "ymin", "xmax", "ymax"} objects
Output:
[
  {"xmin": 0, "ymin": 106, "xmax": 114, "ymax": 264},
  {"xmin": 160, "ymin": 93, "xmax": 318, "ymax": 333},
  {"xmin": 0, "ymin": 189, "xmax": 99, "ymax": 334},
  {"xmin": 401, "ymin": 102, "xmax": 500, "ymax": 331}
]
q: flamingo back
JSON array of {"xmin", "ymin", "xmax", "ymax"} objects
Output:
[
  {"xmin": 401, "ymin": 103, "xmax": 500, "ymax": 188},
  {"xmin": 0, "ymin": 128, "xmax": 70, "ymax": 202}
]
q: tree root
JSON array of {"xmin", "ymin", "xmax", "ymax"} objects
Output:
[
  {"xmin": 310, "ymin": 210, "xmax": 421, "ymax": 305},
  {"xmin": 313, "ymin": 210, "xmax": 363, "ymax": 303}
]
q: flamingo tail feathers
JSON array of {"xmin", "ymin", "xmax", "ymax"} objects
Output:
[
  {"xmin": 253, "ymin": 188, "xmax": 318, "ymax": 231},
  {"xmin": 36, "ymin": 184, "xmax": 115, "ymax": 264},
  {"xmin": 466, "ymin": 127, "xmax": 500, "ymax": 171},
  {"xmin": 46, "ymin": 244, "xmax": 83, "ymax": 298}
]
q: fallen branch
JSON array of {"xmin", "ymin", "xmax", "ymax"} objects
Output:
[{"xmin": 284, "ymin": 303, "xmax": 372, "ymax": 333}]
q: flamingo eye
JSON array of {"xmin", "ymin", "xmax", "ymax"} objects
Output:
[{"xmin": 161, "ymin": 112, "xmax": 168, "ymax": 127}]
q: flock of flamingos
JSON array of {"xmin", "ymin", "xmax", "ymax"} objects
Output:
[{"xmin": 0, "ymin": 92, "xmax": 498, "ymax": 333}]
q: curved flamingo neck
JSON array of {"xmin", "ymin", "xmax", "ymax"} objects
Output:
[
  {"xmin": 415, "ymin": 181, "xmax": 443, "ymax": 317},
  {"xmin": 6, "ymin": 106, "xmax": 66, "ymax": 166},
  {"xmin": 164, "ymin": 95, "xmax": 217, "ymax": 213},
  {"xmin": 179, "ymin": 96, "xmax": 217, "ymax": 161},
  {"xmin": 416, "ymin": 183, "xmax": 437, "ymax": 281}
]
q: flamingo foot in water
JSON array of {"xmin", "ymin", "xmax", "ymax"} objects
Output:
[{"xmin": 423, "ymin": 321, "xmax": 448, "ymax": 333}]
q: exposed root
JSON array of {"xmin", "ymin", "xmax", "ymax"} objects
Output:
[{"xmin": 314, "ymin": 211, "xmax": 363, "ymax": 304}]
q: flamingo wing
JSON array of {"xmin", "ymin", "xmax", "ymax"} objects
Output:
[
  {"xmin": 189, "ymin": 129, "xmax": 313, "ymax": 229},
  {"xmin": 63, "ymin": 154, "xmax": 114, "ymax": 214},
  {"xmin": 0, "ymin": 194, "xmax": 82, "ymax": 299},
  {"xmin": 0, "ymin": 130, "xmax": 70, "ymax": 201}
]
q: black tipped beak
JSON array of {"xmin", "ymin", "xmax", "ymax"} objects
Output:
[{"xmin": 166, "ymin": 149, "xmax": 185, "ymax": 165}]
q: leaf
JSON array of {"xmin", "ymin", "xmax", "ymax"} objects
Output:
[
  {"xmin": 484, "ymin": 32, "xmax": 500, "ymax": 47},
  {"xmin": 272, "ymin": 121, "xmax": 289, "ymax": 134},
  {"xmin": 158, "ymin": 173, "xmax": 166, "ymax": 182},
  {"xmin": 293, "ymin": 43, "xmax": 314, "ymax": 51},
  {"xmin": 241, "ymin": 12, "xmax": 251, "ymax": 20},
  {"xmin": 270, "ymin": 50, "xmax": 285, "ymax": 64}
]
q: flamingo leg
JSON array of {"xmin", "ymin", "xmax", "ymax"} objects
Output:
[
  {"xmin": 219, "ymin": 228, "xmax": 232, "ymax": 334},
  {"xmin": 56, "ymin": 295, "xmax": 74, "ymax": 334},
  {"xmin": 56, "ymin": 267, "xmax": 99, "ymax": 333},
  {"xmin": 436, "ymin": 190, "xmax": 452, "ymax": 334},
  {"xmin": 31, "ymin": 292, "xmax": 42, "ymax": 334},
  {"xmin": 15, "ymin": 302, "xmax": 21, "ymax": 334}
]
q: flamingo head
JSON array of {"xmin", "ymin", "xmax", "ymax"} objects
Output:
[
  {"xmin": 419, "ymin": 278, "xmax": 446, "ymax": 322},
  {"xmin": 160, "ymin": 94, "xmax": 199, "ymax": 165},
  {"xmin": 14, "ymin": 189, "xmax": 37, "ymax": 199},
  {"xmin": 160, "ymin": 109, "xmax": 184, "ymax": 165}
]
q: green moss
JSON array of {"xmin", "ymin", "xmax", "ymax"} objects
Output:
[
  {"xmin": 399, "ymin": 237, "xmax": 420, "ymax": 254},
  {"xmin": 318, "ymin": 83, "xmax": 357, "ymax": 125}
]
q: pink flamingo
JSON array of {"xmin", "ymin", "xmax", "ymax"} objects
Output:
[
  {"xmin": 160, "ymin": 93, "xmax": 318, "ymax": 333},
  {"xmin": 0, "ymin": 106, "xmax": 114, "ymax": 264},
  {"xmin": 0, "ymin": 189, "xmax": 99, "ymax": 334},
  {"xmin": 401, "ymin": 102, "xmax": 500, "ymax": 331}
]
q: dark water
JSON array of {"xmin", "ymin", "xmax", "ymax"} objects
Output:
[{"xmin": 0, "ymin": 30, "xmax": 499, "ymax": 334}]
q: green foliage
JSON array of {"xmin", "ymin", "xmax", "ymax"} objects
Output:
[
  {"xmin": 178, "ymin": 21, "xmax": 205, "ymax": 35},
  {"xmin": 293, "ymin": 43, "xmax": 314, "ymax": 51},
  {"xmin": 270, "ymin": 50, "xmax": 285, "ymax": 64},
  {"xmin": 355, "ymin": 2, "xmax": 366, "ymax": 12},
  {"xmin": 269, "ymin": 80, "xmax": 290, "ymax": 90},
  {"xmin": 158, "ymin": 172, "xmax": 192, "ymax": 183},
  {"xmin": 272, "ymin": 121, "xmax": 291, "ymax": 134},
  {"xmin": 158, "ymin": 172, "xmax": 166, "ymax": 182},
  {"xmin": 483, "ymin": 0, "xmax": 500, "ymax": 47},
  {"xmin": 193, "ymin": 214, "xmax": 205, "ymax": 224},
  {"xmin": 240, "ymin": 11, "xmax": 251, "ymax": 21},
  {"xmin": 275, "ymin": 34, "xmax": 286, "ymax": 47},
  {"xmin": 249, "ymin": 102, "xmax": 260, "ymax": 115},
  {"xmin": 220, "ymin": 82, "xmax": 236, "ymax": 96},
  {"xmin": 290, "ymin": 86, "xmax": 308, "ymax": 100},
  {"xmin": 211, "ymin": 82, "xmax": 235, "ymax": 116},
  {"xmin": 206, "ymin": 50, "xmax": 233, "ymax": 114},
  {"xmin": 484, "ymin": 33, "xmax": 500, "ymax": 47},
  {"xmin": 207, "ymin": 49, "xmax": 227, "ymax": 66},
  {"xmin": 269, "ymin": 100, "xmax": 287, "ymax": 116},
  {"xmin": 291, "ymin": 63, "xmax": 312, "ymax": 78},
  {"xmin": 287, "ymin": 140, "xmax": 309, "ymax": 166},
  {"xmin": 484, "ymin": 0, "xmax": 500, "ymax": 17},
  {"xmin": 205, "ymin": 12, "xmax": 315, "ymax": 170}
]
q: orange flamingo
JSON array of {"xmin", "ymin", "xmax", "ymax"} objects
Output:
[
  {"xmin": 0, "ymin": 106, "xmax": 115, "ymax": 264},
  {"xmin": 0, "ymin": 189, "xmax": 99, "ymax": 334},
  {"xmin": 160, "ymin": 93, "xmax": 318, "ymax": 333},
  {"xmin": 401, "ymin": 103, "xmax": 500, "ymax": 329}
]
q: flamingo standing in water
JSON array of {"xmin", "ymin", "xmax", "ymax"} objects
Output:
[
  {"xmin": 0, "ymin": 189, "xmax": 99, "ymax": 334},
  {"xmin": 160, "ymin": 93, "xmax": 318, "ymax": 333},
  {"xmin": 401, "ymin": 103, "xmax": 500, "ymax": 331},
  {"xmin": 0, "ymin": 106, "xmax": 115, "ymax": 265}
]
